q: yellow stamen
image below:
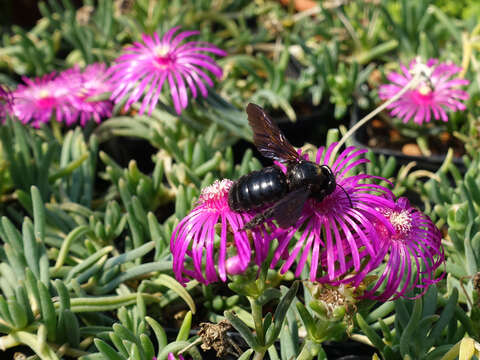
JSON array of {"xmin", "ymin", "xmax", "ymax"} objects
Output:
[
  {"xmin": 155, "ymin": 45, "xmax": 170, "ymax": 57},
  {"xmin": 39, "ymin": 89, "xmax": 50, "ymax": 98},
  {"xmin": 418, "ymin": 84, "xmax": 432, "ymax": 95}
]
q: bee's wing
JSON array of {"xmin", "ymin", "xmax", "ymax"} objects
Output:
[
  {"xmin": 246, "ymin": 103, "xmax": 300, "ymax": 163},
  {"xmin": 270, "ymin": 187, "xmax": 310, "ymax": 228}
]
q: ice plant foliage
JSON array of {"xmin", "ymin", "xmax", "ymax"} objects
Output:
[
  {"xmin": 59, "ymin": 63, "xmax": 114, "ymax": 126},
  {"xmin": 109, "ymin": 26, "xmax": 226, "ymax": 115},
  {"xmin": 361, "ymin": 197, "xmax": 444, "ymax": 301},
  {"xmin": 13, "ymin": 73, "xmax": 79, "ymax": 127},
  {"xmin": 379, "ymin": 58, "xmax": 469, "ymax": 124},
  {"xmin": 270, "ymin": 143, "xmax": 396, "ymax": 283},
  {"xmin": 0, "ymin": 85, "xmax": 13, "ymax": 121},
  {"xmin": 170, "ymin": 179, "xmax": 271, "ymax": 285}
]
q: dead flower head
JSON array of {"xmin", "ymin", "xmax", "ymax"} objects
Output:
[{"xmin": 198, "ymin": 320, "xmax": 242, "ymax": 358}]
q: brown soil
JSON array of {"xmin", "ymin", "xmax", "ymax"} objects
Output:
[{"xmin": 364, "ymin": 117, "xmax": 465, "ymax": 158}]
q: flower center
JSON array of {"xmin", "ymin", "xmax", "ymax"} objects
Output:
[
  {"xmin": 418, "ymin": 84, "xmax": 432, "ymax": 95},
  {"xmin": 78, "ymin": 88, "xmax": 89, "ymax": 97},
  {"xmin": 155, "ymin": 44, "xmax": 170, "ymax": 57},
  {"xmin": 39, "ymin": 89, "xmax": 50, "ymax": 98},
  {"xmin": 410, "ymin": 84, "xmax": 434, "ymax": 104},
  {"xmin": 36, "ymin": 90, "xmax": 57, "ymax": 109},
  {"xmin": 381, "ymin": 208, "xmax": 412, "ymax": 240},
  {"xmin": 154, "ymin": 45, "xmax": 174, "ymax": 69},
  {"xmin": 198, "ymin": 179, "xmax": 233, "ymax": 209},
  {"xmin": 388, "ymin": 210, "xmax": 412, "ymax": 233}
]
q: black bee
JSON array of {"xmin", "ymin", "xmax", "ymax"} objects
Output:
[{"xmin": 228, "ymin": 103, "xmax": 339, "ymax": 229}]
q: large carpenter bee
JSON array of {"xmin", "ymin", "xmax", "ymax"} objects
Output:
[{"xmin": 228, "ymin": 103, "xmax": 342, "ymax": 229}]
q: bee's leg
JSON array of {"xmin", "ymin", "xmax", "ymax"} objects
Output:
[{"xmin": 242, "ymin": 208, "xmax": 275, "ymax": 230}]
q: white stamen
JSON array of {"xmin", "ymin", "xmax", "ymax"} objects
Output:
[
  {"xmin": 199, "ymin": 179, "xmax": 233, "ymax": 203},
  {"xmin": 384, "ymin": 209, "xmax": 412, "ymax": 235}
]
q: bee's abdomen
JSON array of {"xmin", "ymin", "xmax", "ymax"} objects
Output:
[{"xmin": 228, "ymin": 166, "xmax": 287, "ymax": 211}]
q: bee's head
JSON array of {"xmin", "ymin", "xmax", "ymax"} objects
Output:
[
  {"xmin": 320, "ymin": 165, "xmax": 353, "ymax": 207},
  {"xmin": 319, "ymin": 165, "xmax": 336, "ymax": 194}
]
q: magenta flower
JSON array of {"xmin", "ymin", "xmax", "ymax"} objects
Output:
[
  {"xmin": 379, "ymin": 58, "xmax": 469, "ymax": 125},
  {"xmin": 171, "ymin": 179, "xmax": 272, "ymax": 285},
  {"xmin": 12, "ymin": 73, "xmax": 78, "ymax": 127},
  {"xmin": 0, "ymin": 85, "xmax": 13, "ymax": 120},
  {"xmin": 270, "ymin": 143, "xmax": 395, "ymax": 283},
  {"xmin": 109, "ymin": 26, "xmax": 226, "ymax": 115},
  {"xmin": 359, "ymin": 197, "xmax": 445, "ymax": 301},
  {"xmin": 60, "ymin": 63, "xmax": 114, "ymax": 126}
]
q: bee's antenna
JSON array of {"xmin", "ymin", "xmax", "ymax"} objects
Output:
[{"xmin": 337, "ymin": 183, "xmax": 353, "ymax": 208}]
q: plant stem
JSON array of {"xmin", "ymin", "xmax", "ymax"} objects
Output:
[
  {"xmin": 50, "ymin": 343, "xmax": 90, "ymax": 357},
  {"xmin": 409, "ymin": 169, "xmax": 440, "ymax": 182},
  {"xmin": 53, "ymin": 225, "xmax": 92, "ymax": 272},
  {"xmin": 336, "ymin": 9, "xmax": 361, "ymax": 48},
  {"xmin": 52, "ymin": 293, "xmax": 163, "ymax": 312},
  {"xmin": 48, "ymin": 153, "xmax": 89, "ymax": 182},
  {"xmin": 296, "ymin": 346, "xmax": 314, "ymax": 360},
  {"xmin": 350, "ymin": 334, "xmax": 374, "ymax": 347},
  {"xmin": 50, "ymin": 118, "xmax": 63, "ymax": 143},
  {"xmin": 354, "ymin": 39, "xmax": 399, "ymax": 65},
  {"xmin": 330, "ymin": 72, "xmax": 422, "ymax": 166},
  {"xmin": 296, "ymin": 340, "xmax": 321, "ymax": 360},
  {"xmin": 178, "ymin": 337, "xmax": 202, "ymax": 355},
  {"xmin": 416, "ymin": 136, "xmax": 431, "ymax": 156},
  {"xmin": 292, "ymin": 6, "xmax": 322, "ymax": 22},
  {"xmin": 460, "ymin": 32, "xmax": 472, "ymax": 78},
  {"xmin": 0, "ymin": 331, "xmax": 59, "ymax": 360},
  {"xmin": 249, "ymin": 297, "xmax": 265, "ymax": 346},
  {"xmin": 253, "ymin": 350, "xmax": 266, "ymax": 360}
]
